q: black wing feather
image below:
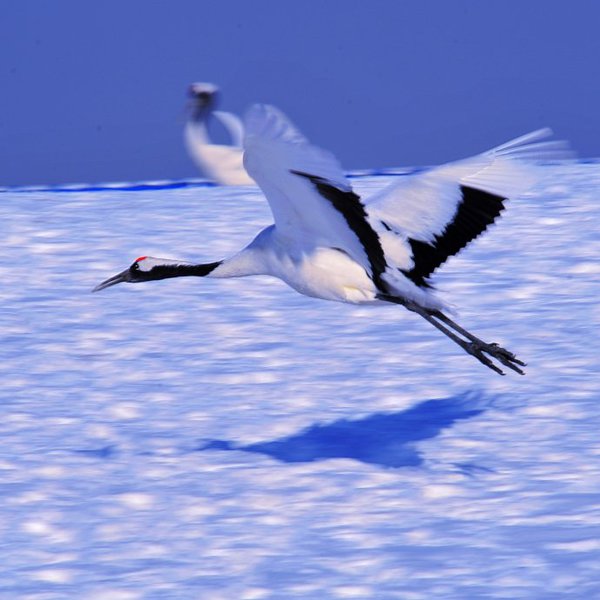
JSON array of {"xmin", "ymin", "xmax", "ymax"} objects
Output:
[
  {"xmin": 401, "ymin": 185, "xmax": 507, "ymax": 288},
  {"xmin": 290, "ymin": 170, "xmax": 389, "ymax": 293}
]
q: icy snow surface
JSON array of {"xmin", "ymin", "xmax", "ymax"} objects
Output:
[{"xmin": 1, "ymin": 164, "xmax": 599, "ymax": 598}]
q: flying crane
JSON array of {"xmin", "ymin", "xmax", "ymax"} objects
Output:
[{"xmin": 96, "ymin": 104, "xmax": 571, "ymax": 374}]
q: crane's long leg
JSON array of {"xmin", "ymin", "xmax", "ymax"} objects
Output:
[{"xmin": 377, "ymin": 294, "xmax": 525, "ymax": 375}]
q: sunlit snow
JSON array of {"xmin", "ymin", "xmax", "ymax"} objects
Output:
[{"xmin": 1, "ymin": 164, "xmax": 599, "ymax": 598}]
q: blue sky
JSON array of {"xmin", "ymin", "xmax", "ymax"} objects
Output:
[{"xmin": 3, "ymin": 0, "xmax": 599, "ymax": 185}]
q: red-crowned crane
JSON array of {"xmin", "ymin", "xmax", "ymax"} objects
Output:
[
  {"xmin": 96, "ymin": 104, "xmax": 571, "ymax": 374},
  {"xmin": 184, "ymin": 82, "xmax": 254, "ymax": 186}
]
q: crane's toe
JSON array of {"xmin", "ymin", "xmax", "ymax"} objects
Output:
[{"xmin": 464, "ymin": 340, "xmax": 525, "ymax": 376}]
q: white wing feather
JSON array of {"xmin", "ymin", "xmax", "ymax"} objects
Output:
[
  {"xmin": 243, "ymin": 104, "xmax": 371, "ymax": 268},
  {"xmin": 367, "ymin": 128, "xmax": 573, "ymax": 269},
  {"xmin": 244, "ymin": 104, "xmax": 349, "ymax": 189}
]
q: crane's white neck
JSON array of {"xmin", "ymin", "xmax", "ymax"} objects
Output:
[{"xmin": 209, "ymin": 246, "xmax": 268, "ymax": 278}]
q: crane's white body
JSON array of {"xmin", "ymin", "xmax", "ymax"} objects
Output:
[{"xmin": 209, "ymin": 225, "xmax": 378, "ymax": 304}]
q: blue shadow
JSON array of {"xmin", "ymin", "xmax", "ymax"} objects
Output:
[{"xmin": 199, "ymin": 394, "xmax": 487, "ymax": 469}]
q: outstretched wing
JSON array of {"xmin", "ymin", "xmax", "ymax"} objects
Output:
[
  {"xmin": 367, "ymin": 129, "xmax": 573, "ymax": 288},
  {"xmin": 243, "ymin": 104, "xmax": 382, "ymax": 280}
]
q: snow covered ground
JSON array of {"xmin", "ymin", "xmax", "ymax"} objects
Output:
[{"xmin": 1, "ymin": 164, "xmax": 599, "ymax": 598}]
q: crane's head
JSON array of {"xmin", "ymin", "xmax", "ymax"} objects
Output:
[
  {"xmin": 93, "ymin": 256, "xmax": 222, "ymax": 292},
  {"xmin": 93, "ymin": 256, "xmax": 159, "ymax": 291},
  {"xmin": 187, "ymin": 82, "xmax": 220, "ymax": 121}
]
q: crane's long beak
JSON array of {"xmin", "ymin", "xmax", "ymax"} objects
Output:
[{"xmin": 93, "ymin": 268, "xmax": 130, "ymax": 292}]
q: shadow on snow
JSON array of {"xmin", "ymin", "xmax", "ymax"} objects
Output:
[{"xmin": 199, "ymin": 393, "xmax": 488, "ymax": 469}]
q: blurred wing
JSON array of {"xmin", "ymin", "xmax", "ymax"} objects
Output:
[
  {"xmin": 184, "ymin": 119, "xmax": 254, "ymax": 186},
  {"xmin": 368, "ymin": 128, "xmax": 573, "ymax": 288},
  {"xmin": 243, "ymin": 104, "xmax": 382, "ymax": 275},
  {"xmin": 213, "ymin": 110, "xmax": 245, "ymax": 147}
]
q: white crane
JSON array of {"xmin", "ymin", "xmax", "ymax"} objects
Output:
[
  {"xmin": 95, "ymin": 104, "xmax": 571, "ymax": 375},
  {"xmin": 184, "ymin": 82, "xmax": 254, "ymax": 186}
]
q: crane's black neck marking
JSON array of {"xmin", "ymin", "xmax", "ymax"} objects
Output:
[
  {"xmin": 401, "ymin": 185, "xmax": 507, "ymax": 288},
  {"xmin": 290, "ymin": 170, "xmax": 389, "ymax": 293},
  {"xmin": 138, "ymin": 261, "xmax": 222, "ymax": 282}
]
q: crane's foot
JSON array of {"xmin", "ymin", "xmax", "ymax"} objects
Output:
[
  {"xmin": 460, "ymin": 339, "xmax": 526, "ymax": 376},
  {"xmin": 376, "ymin": 294, "xmax": 526, "ymax": 376}
]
